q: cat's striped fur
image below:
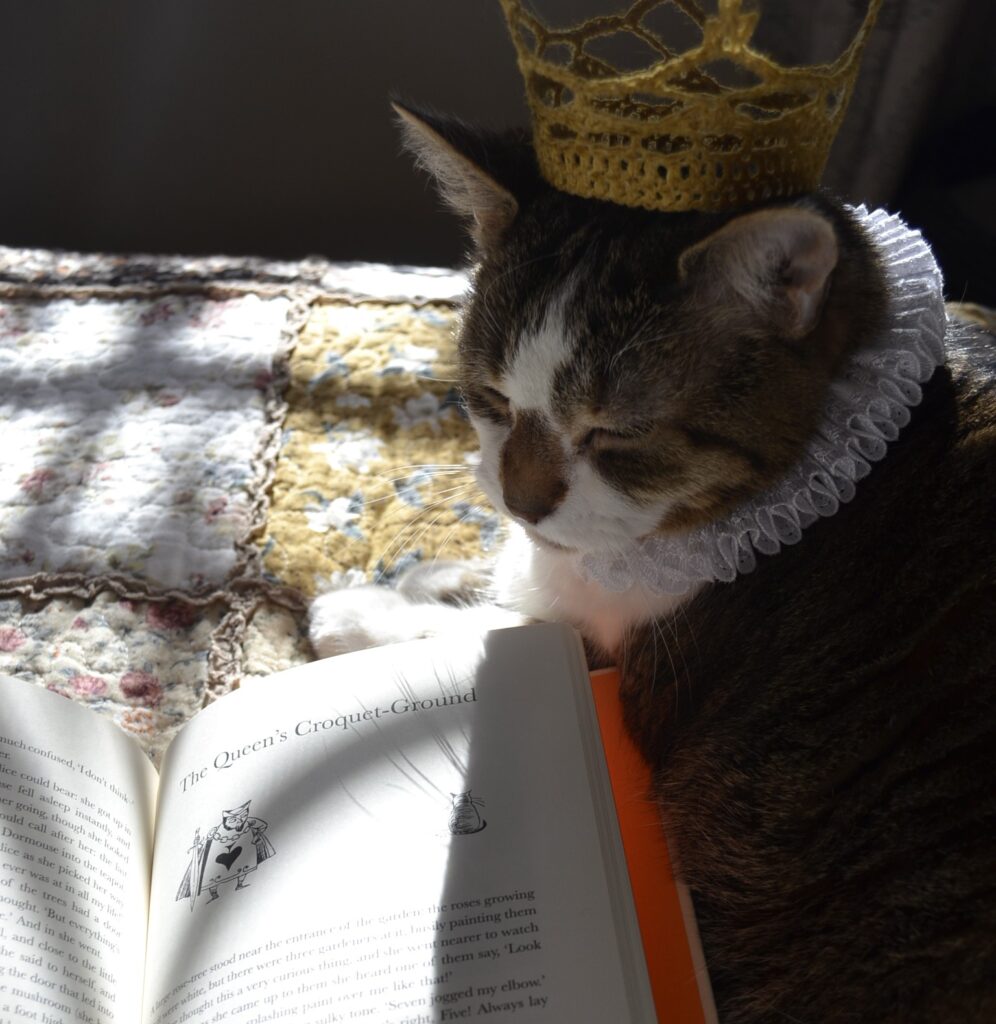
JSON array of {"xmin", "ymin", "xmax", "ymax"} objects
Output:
[
  {"xmin": 353, "ymin": 105, "xmax": 996, "ymax": 1021},
  {"xmin": 620, "ymin": 319, "xmax": 996, "ymax": 1021}
]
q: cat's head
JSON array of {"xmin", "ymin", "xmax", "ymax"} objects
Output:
[{"xmin": 396, "ymin": 102, "xmax": 886, "ymax": 556}]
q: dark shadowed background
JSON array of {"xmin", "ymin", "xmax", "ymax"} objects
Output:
[{"xmin": 1, "ymin": 0, "xmax": 993, "ymax": 301}]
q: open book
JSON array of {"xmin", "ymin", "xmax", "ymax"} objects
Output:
[{"xmin": 0, "ymin": 623, "xmax": 715, "ymax": 1023}]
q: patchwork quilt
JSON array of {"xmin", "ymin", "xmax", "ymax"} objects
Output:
[{"xmin": 0, "ymin": 248, "xmax": 494, "ymax": 761}]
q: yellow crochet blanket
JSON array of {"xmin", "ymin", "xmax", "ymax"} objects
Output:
[{"xmin": 262, "ymin": 299, "xmax": 490, "ymax": 597}]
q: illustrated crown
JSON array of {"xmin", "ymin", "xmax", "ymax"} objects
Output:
[{"xmin": 499, "ymin": 0, "xmax": 882, "ymax": 212}]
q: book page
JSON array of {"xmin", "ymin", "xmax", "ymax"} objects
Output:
[
  {"xmin": 142, "ymin": 624, "xmax": 655, "ymax": 1024},
  {"xmin": 0, "ymin": 674, "xmax": 156, "ymax": 1024}
]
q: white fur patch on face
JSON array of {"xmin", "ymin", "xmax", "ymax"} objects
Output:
[{"xmin": 501, "ymin": 290, "xmax": 574, "ymax": 416}]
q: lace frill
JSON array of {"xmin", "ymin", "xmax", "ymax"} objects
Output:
[{"xmin": 578, "ymin": 205, "xmax": 947, "ymax": 595}]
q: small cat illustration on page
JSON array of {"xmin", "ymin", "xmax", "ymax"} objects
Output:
[{"xmin": 448, "ymin": 791, "xmax": 487, "ymax": 836}]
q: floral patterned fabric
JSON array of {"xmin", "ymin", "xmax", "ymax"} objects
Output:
[
  {"xmin": 260, "ymin": 300, "xmax": 496, "ymax": 596},
  {"xmin": 0, "ymin": 294, "xmax": 288, "ymax": 588},
  {"xmin": 0, "ymin": 246, "xmax": 484, "ymax": 763},
  {"xmin": 0, "ymin": 593, "xmax": 221, "ymax": 763}
]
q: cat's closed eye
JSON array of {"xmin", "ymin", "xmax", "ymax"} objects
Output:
[
  {"xmin": 578, "ymin": 424, "xmax": 649, "ymax": 453},
  {"xmin": 467, "ymin": 385, "xmax": 511, "ymax": 424}
]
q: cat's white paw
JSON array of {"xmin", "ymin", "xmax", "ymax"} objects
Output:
[
  {"xmin": 308, "ymin": 585, "xmax": 413, "ymax": 658},
  {"xmin": 308, "ymin": 580, "xmax": 529, "ymax": 660}
]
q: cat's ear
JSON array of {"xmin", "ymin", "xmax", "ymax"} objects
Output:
[
  {"xmin": 393, "ymin": 100, "xmax": 521, "ymax": 251},
  {"xmin": 677, "ymin": 207, "xmax": 839, "ymax": 339}
]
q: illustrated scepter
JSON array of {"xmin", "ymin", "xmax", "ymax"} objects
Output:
[{"xmin": 186, "ymin": 828, "xmax": 203, "ymax": 912}]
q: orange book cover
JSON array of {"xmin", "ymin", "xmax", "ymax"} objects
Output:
[{"xmin": 590, "ymin": 668, "xmax": 718, "ymax": 1024}]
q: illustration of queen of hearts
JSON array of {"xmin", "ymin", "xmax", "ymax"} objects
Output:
[{"xmin": 176, "ymin": 800, "xmax": 275, "ymax": 909}]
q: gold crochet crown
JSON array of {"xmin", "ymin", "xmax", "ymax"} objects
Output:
[{"xmin": 500, "ymin": 0, "xmax": 882, "ymax": 212}]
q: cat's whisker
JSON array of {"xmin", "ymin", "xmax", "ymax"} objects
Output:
[
  {"xmin": 375, "ymin": 501, "xmax": 474, "ymax": 574},
  {"xmin": 614, "ymin": 544, "xmax": 686, "ymax": 703},
  {"xmin": 362, "ymin": 480, "xmax": 480, "ymax": 511},
  {"xmin": 608, "ymin": 321, "xmax": 665, "ymax": 372},
  {"xmin": 475, "ymin": 245, "xmax": 572, "ymax": 308},
  {"xmin": 374, "ymin": 517, "xmax": 446, "ymax": 572},
  {"xmin": 363, "ymin": 464, "xmax": 474, "ymax": 488},
  {"xmin": 660, "ymin": 604, "xmax": 694, "ymax": 712},
  {"xmin": 374, "ymin": 469, "xmax": 478, "ymax": 497},
  {"xmin": 620, "ymin": 549, "xmax": 695, "ymax": 704},
  {"xmin": 392, "ymin": 512, "xmax": 467, "ymax": 571},
  {"xmin": 395, "ymin": 495, "xmax": 479, "ymax": 536},
  {"xmin": 372, "ymin": 507, "xmax": 446, "ymax": 571},
  {"xmin": 609, "ymin": 320, "xmax": 714, "ymax": 374},
  {"xmin": 424, "ymin": 523, "xmax": 473, "ymax": 577},
  {"xmin": 422, "ymin": 486, "xmax": 487, "ymax": 516},
  {"xmin": 370, "ymin": 461, "xmax": 469, "ymax": 474},
  {"xmin": 673, "ymin": 590, "xmax": 701, "ymax": 664}
]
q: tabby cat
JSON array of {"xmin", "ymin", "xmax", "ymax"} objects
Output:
[{"xmin": 309, "ymin": 105, "xmax": 996, "ymax": 1022}]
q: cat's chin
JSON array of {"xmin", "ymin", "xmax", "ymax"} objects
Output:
[
  {"xmin": 523, "ymin": 527, "xmax": 576, "ymax": 554},
  {"xmin": 524, "ymin": 523, "xmax": 650, "ymax": 557},
  {"xmin": 524, "ymin": 525, "xmax": 633, "ymax": 558}
]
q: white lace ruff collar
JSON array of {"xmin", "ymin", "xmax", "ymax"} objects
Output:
[{"xmin": 578, "ymin": 205, "xmax": 947, "ymax": 595}]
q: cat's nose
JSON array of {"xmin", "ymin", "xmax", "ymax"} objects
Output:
[
  {"xmin": 504, "ymin": 491, "xmax": 563, "ymax": 525},
  {"xmin": 500, "ymin": 411, "xmax": 568, "ymax": 526}
]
